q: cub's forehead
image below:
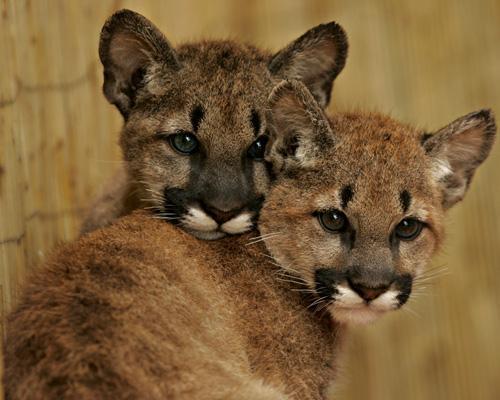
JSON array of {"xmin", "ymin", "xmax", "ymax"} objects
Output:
[
  {"xmin": 308, "ymin": 112, "xmax": 436, "ymax": 201},
  {"xmin": 324, "ymin": 112, "xmax": 428, "ymax": 172},
  {"xmin": 135, "ymin": 41, "xmax": 273, "ymax": 128},
  {"xmin": 329, "ymin": 112, "xmax": 422, "ymax": 145},
  {"xmin": 162, "ymin": 41, "xmax": 273, "ymax": 112},
  {"xmin": 177, "ymin": 41, "xmax": 271, "ymax": 69},
  {"xmin": 176, "ymin": 41, "xmax": 272, "ymax": 89},
  {"xmin": 176, "ymin": 40, "xmax": 271, "ymax": 68}
]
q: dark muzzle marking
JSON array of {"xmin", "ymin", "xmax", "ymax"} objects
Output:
[
  {"xmin": 395, "ymin": 274, "xmax": 413, "ymax": 307},
  {"xmin": 162, "ymin": 187, "xmax": 191, "ymax": 223},
  {"xmin": 314, "ymin": 268, "xmax": 344, "ymax": 299}
]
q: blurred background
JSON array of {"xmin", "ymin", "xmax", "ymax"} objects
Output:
[{"xmin": 1, "ymin": 0, "xmax": 499, "ymax": 398}]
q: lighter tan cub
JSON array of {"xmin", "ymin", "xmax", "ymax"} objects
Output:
[{"xmin": 260, "ymin": 80, "xmax": 496, "ymax": 324}]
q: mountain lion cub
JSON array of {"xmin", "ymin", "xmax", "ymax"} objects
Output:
[
  {"xmin": 81, "ymin": 9, "xmax": 348, "ymax": 240},
  {"xmin": 5, "ymin": 81, "xmax": 495, "ymax": 399}
]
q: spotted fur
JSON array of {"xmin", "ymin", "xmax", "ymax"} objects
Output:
[
  {"xmin": 260, "ymin": 80, "xmax": 496, "ymax": 324},
  {"xmin": 81, "ymin": 9, "xmax": 348, "ymax": 240},
  {"xmin": 4, "ymin": 80, "xmax": 495, "ymax": 399}
]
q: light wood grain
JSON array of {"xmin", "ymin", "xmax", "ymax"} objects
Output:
[{"xmin": 1, "ymin": 1, "xmax": 499, "ymax": 399}]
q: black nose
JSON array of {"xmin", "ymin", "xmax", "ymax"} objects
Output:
[
  {"xmin": 203, "ymin": 204, "xmax": 239, "ymax": 224},
  {"xmin": 348, "ymin": 278, "xmax": 389, "ymax": 302}
]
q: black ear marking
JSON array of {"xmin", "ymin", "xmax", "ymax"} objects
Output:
[
  {"xmin": 268, "ymin": 21, "xmax": 348, "ymax": 108},
  {"xmin": 277, "ymin": 134, "xmax": 300, "ymax": 158},
  {"xmin": 123, "ymin": 67, "xmax": 146, "ymax": 109},
  {"xmin": 340, "ymin": 185, "xmax": 354, "ymax": 209},
  {"xmin": 285, "ymin": 135, "xmax": 300, "ymax": 157},
  {"xmin": 190, "ymin": 105, "xmax": 204, "ymax": 133},
  {"xmin": 99, "ymin": 9, "xmax": 180, "ymax": 118},
  {"xmin": 422, "ymin": 109, "xmax": 496, "ymax": 209},
  {"xmin": 400, "ymin": 190, "xmax": 412, "ymax": 213},
  {"xmin": 131, "ymin": 67, "xmax": 146, "ymax": 88},
  {"xmin": 420, "ymin": 132, "xmax": 433, "ymax": 148},
  {"xmin": 266, "ymin": 79, "xmax": 333, "ymax": 173},
  {"xmin": 251, "ymin": 110, "xmax": 261, "ymax": 136}
]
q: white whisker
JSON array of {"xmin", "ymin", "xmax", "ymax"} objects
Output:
[
  {"xmin": 307, "ymin": 295, "xmax": 330, "ymax": 310},
  {"xmin": 246, "ymin": 232, "xmax": 282, "ymax": 246}
]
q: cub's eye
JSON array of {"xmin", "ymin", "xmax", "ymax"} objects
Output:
[
  {"xmin": 247, "ymin": 135, "xmax": 269, "ymax": 160},
  {"xmin": 168, "ymin": 131, "xmax": 199, "ymax": 155},
  {"xmin": 394, "ymin": 218, "xmax": 423, "ymax": 241},
  {"xmin": 317, "ymin": 209, "xmax": 348, "ymax": 233}
]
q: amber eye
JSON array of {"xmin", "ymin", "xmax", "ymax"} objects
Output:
[
  {"xmin": 168, "ymin": 131, "xmax": 199, "ymax": 155},
  {"xmin": 394, "ymin": 218, "xmax": 423, "ymax": 240},
  {"xmin": 317, "ymin": 209, "xmax": 348, "ymax": 233},
  {"xmin": 247, "ymin": 135, "xmax": 269, "ymax": 160}
]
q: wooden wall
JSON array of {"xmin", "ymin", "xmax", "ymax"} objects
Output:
[{"xmin": 1, "ymin": 0, "xmax": 499, "ymax": 398}]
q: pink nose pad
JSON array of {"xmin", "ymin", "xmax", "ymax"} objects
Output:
[
  {"xmin": 204, "ymin": 206, "xmax": 239, "ymax": 224},
  {"xmin": 348, "ymin": 279, "xmax": 389, "ymax": 302}
]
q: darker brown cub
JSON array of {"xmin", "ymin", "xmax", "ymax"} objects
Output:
[{"xmin": 81, "ymin": 9, "xmax": 348, "ymax": 240}]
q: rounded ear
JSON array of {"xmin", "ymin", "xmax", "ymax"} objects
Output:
[
  {"xmin": 266, "ymin": 79, "xmax": 334, "ymax": 175},
  {"xmin": 422, "ymin": 109, "xmax": 496, "ymax": 209},
  {"xmin": 99, "ymin": 9, "xmax": 180, "ymax": 117},
  {"xmin": 268, "ymin": 22, "xmax": 348, "ymax": 109}
]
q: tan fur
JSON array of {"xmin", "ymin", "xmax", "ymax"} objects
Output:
[
  {"xmin": 260, "ymin": 80, "xmax": 496, "ymax": 324},
  {"xmin": 5, "ymin": 212, "xmax": 343, "ymax": 400},
  {"xmin": 4, "ymin": 81, "xmax": 495, "ymax": 398},
  {"xmin": 81, "ymin": 10, "xmax": 348, "ymax": 239}
]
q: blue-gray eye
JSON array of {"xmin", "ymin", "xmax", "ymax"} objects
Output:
[
  {"xmin": 318, "ymin": 210, "xmax": 348, "ymax": 233},
  {"xmin": 247, "ymin": 135, "xmax": 269, "ymax": 160},
  {"xmin": 394, "ymin": 218, "xmax": 423, "ymax": 240},
  {"xmin": 169, "ymin": 131, "xmax": 199, "ymax": 155}
]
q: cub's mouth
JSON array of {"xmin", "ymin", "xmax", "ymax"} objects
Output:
[
  {"xmin": 313, "ymin": 268, "xmax": 413, "ymax": 324},
  {"xmin": 181, "ymin": 207, "xmax": 257, "ymax": 240},
  {"xmin": 155, "ymin": 205, "xmax": 257, "ymax": 240},
  {"xmin": 155, "ymin": 192, "xmax": 264, "ymax": 240}
]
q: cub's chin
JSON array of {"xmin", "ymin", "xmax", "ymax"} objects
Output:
[
  {"xmin": 187, "ymin": 229, "xmax": 227, "ymax": 241},
  {"xmin": 330, "ymin": 305, "xmax": 390, "ymax": 325}
]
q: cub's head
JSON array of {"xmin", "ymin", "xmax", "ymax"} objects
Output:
[
  {"xmin": 99, "ymin": 9, "xmax": 347, "ymax": 239},
  {"xmin": 260, "ymin": 80, "xmax": 496, "ymax": 324}
]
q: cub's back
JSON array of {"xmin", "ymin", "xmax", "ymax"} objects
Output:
[
  {"xmin": 5, "ymin": 212, "xmax": 246, "ymax": 399},
  {"xmin": 5, "ymin": 211, "xmax": 341, "ymax": 400}
]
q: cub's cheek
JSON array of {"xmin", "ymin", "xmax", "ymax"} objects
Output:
[{"xmin": 398, "ymin": 228, "xmax": 439, "ymax": 265}]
